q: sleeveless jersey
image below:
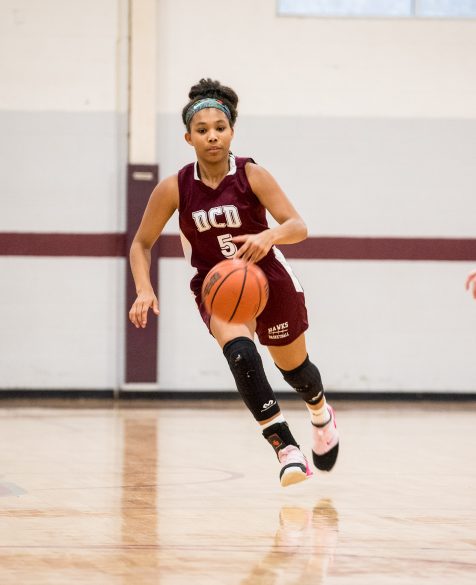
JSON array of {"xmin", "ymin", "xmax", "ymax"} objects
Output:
[
  {"xmin": 178, "ymin": 155, "xmax": 275, "ymax": 295},
  {"xmin": 177, "ymin": 154, "xmax": 309, "ymax": 346}
]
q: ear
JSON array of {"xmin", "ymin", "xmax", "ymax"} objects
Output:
[{"xmin": 184, "ymin": 132, "xmax": 192, "ymax": 145}]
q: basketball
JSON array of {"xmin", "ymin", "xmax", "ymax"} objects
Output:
[{"xmin": 201, "ymin": 259, "xmax": 269, "ymax": 323}]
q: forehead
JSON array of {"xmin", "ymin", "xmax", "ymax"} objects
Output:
[{"xmin": 191, "ymin": 108, "xmax": 230, "ymax": 126}]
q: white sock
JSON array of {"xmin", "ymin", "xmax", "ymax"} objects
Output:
[
  {"xmin": 260, "ymin": 413, "xmax": 286, "ymax": 430},
  {"xmin": 307, "ymin": 401, "xmax": 330, "ymax": 426}
]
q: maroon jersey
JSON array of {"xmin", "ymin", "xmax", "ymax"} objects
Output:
[
  {"xmin": 177, "ymin": 154, "xmax": 309, "ymax": 346},
  {"xmin": 178, "ymin": 154, "xmax": 275, "ymax": 295}
]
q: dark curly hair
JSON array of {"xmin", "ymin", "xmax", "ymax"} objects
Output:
[{"xmin": 182, "ymin": 78, "xmax": 238, "ymax": 131}]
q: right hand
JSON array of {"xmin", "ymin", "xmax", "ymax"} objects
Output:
[
  {"xmin": 466, "ymin": 271, "xmax": 476, "ymax": 299},
  {"xmin": 129, "ymin": 289, "xmax": 159, "ymax": 328}
]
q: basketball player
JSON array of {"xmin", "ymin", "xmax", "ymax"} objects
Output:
[
  {"xmin": 466, "ymin": 271, "xmax": 476, "ymax": 299},
  {"xmin": 129, "ymin": 78, "xmax": 339, "ymax": 487}
]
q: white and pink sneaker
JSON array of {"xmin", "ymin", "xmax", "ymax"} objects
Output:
[
  {"xmin": 312, "ymin": 405, "xmax": 339, "ymax": 471},
  {"xmin": 278, "ymin": 445, "xmax": 313, "ymax": 487}
]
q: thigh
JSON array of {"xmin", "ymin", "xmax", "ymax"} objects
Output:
[
  {"xmin": 210, "ymin": 315, "xmax": 256, "ymax": 349},
  {"xmin": 255, "ymin": 256, "xmax": 309, "ymax": 347},
  {"xmin": 192, "ymin": 282, "xmax": 256, "ymax": 349},
  {"xmin": 267, "ymin": 333, "xmax": 308, "ymax": 371}
]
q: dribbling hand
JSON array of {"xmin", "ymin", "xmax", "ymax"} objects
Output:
[
  {"xmin": 466, "ymin": 271, "xmax": 476, "ymax": 299},
  {"xmin": 232, "ymin": 231, "xmax": 274, "ymax": 263},
  {"xmin": 129, "ymin": 289, "xmax": 159, "ymax": 328}
]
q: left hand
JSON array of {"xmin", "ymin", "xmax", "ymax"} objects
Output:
[{"xmin": 232, "ymin": 230, "xmax": 275, "ymax": 263}]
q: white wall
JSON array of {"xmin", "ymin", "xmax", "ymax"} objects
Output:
[
  {"xmin": 0, "ymin": 258, "xmax": 125, "ymax": 389},
  {"xmin": 155, "ymin": 1, "xmax": 476, "ymax": 119},
  {"xmin": 0, "ymin": 1, "xmax": 128, "ymax": 389},
  {"xmin": 0, "ymin": 0, "xmax": 129, "ymax": 233},
  {"xmin": 159, "ymin": 259, "xmax": 476, "ymax": 392}
]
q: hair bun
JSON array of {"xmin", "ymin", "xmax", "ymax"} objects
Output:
[
  {"xmin": 182, "ymin": 78, "xmax": 239, "ymax": 128},
  {"xmin": 188, "ymin": 78, "xmax": 238, "ymax": 109}
]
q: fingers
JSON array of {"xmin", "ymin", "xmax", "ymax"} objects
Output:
[
  {"xmin": 129, "ymin": 301, "xmax": 148, "ymax": 328},
  {"xmin": 232, "ymin": 235, "xmax": 268, "ymax": 263},
  {"xmin": 129, "ymin": 297, "xmax": 159, "ymax": 328},
  {"xmin": 139, "ymin": 301, "xmax": 149, "ymax": 328},
  {"xmin": 234, "ymin": 244, "xmax": 260, "ymax": 263}
]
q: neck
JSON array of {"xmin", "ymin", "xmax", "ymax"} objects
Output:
[{"xmin": 197, "ymin": 153, "xmax": 230, "ymax": 187}]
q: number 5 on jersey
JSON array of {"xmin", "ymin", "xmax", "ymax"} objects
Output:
[{"xmin": 218, "ymin": 234, "xmax": 237, "ymax": 257}]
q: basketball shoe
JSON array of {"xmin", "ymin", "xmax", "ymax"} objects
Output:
[
  {"xmin": 263, "ymin": 421, "xmax": 312, "ymax": 487},
  {"xmin": 312, "ymin": 405, "xmax": 339, "ymax": 471},
  {"xmin": 278, "ymin": 445, "xmax": 312, "ymax": 487}
]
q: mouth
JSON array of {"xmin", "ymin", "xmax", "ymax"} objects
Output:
[{"xmin": 207, "ymin": 147, "xmax": 221, "ymax": 153}]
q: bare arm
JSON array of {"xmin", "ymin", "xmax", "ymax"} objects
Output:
[
  {"xmin": 129, "ymin": 175, "xmax": 179, "ymax": 328},
  {"xmin": 233, "ymin": 163, "xmax": 307, "ymax": 262}
]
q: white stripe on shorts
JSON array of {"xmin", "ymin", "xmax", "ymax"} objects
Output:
[{"xmin": 272, "ymin": 247, "xmax": 304, "ymax": 293}]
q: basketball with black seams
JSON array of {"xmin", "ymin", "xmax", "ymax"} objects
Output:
[{"xmin": 201, "ymin": 259, "xmax": 269, "ymax": 323}]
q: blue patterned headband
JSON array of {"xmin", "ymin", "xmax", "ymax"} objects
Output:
[{"xmin": 185, "ymin": 98, "xmax": 232, "ymax": 126}]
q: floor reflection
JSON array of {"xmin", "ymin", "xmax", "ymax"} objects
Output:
[
  {"xmin": 121, "ymin": 417, "xmax": 160, "ymax": 580},
  {"xmin": 241, "ymin": 499, "xmax": 339, "ymax": 585}
]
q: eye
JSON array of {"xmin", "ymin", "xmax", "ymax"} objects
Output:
[
  {"xmin": 217, "ymin": 126, "xmax": 226, "ymax": 132},
  {"xmin": 197, "ymin": 128, "xmax": 206, "ymax": 134}
]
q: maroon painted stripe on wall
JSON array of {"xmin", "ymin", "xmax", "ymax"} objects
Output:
[
  {"xmin": 279, "ymin": 236, "xmax": 476, "ymax": 261},
  {"xmin": 125, "ymin": 164, "xmax": 159, "ymax": 384},
  {"xmin": 1, "ymin": 233, "xmax": 476, "ymax": 261},
  {"xmin": 0, "ymin": 233, "xmax": 126, "ymax": 257},
  {"xmin": 155, "ymin": 234, "xmax": 476, "ymax": 261}
]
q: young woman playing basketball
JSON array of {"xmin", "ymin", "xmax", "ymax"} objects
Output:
[{"xmin": 129, "ymin": 78, "xmax": 339, "ymax": 487}]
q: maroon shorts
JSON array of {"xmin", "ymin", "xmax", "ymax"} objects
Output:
[{"xmin": 192, "ymin": 248, "xmax": 309, "ymax": 347}]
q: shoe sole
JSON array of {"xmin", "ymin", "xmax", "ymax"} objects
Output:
[
  {"xmin": 280, "ymin": 467, "xmax": 311, "ymax": 487},
  {"xmin": 312, "ymin": 442, "xmax": 339, "ymax": 471}
]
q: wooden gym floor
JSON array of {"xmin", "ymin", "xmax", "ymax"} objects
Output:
[{"xmin": 0, "ymin": 398, "xmax": 475, "ymax": 584}]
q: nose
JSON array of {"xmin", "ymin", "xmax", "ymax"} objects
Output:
[{"xmin": 208, "ymin": 130, "xmax": 218, "ymax": 142}]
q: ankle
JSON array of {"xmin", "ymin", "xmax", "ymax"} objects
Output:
[
  {"xmin": 262, "ymin": 421, "xmax": 299, "ymax": 455},
  {"xmin": 260, "ymin": 412, "xmax": 286, "ymax": 430},
  {"xmin": 307, "ymin": 403, "xmax": 330, "ymax": 426}
]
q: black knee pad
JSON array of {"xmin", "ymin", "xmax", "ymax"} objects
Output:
[
  {"xmin": 223, "ymin": 337, "xmax": 280, "ymax": 422},
  {"xmin": 278, "ymin": 356, "xmax": 324, "ymax": 405}
]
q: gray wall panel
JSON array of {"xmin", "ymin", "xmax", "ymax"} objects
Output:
[
  {"xmin": 0, "ymin": 112, "xmax": 128, "ymax": 232},
  {"xmin": 158, "ymin": 113, "xmax": 476, "ymax": 238}
]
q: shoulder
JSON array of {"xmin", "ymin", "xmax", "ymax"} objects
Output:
[
  {"xmin": 244, "ymin": 162, "xmax": 277, "ymax": 192},
  {"xmin": 155, "ymin": 173, "xmax": 178, "ymax": 192},
  {"xmin": 149, "ymin": 173, "xmax": 179, "ymax": 206}
]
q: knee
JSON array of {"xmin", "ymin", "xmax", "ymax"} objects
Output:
[
  {"xmin": 223, "ymin": 337, "xmax": 261, "ymax": 378},
  {"xmin": 223, "ymin": 336, "xmax": 279, "ymax": 421},
  {"xmin": 278, "ymin": 355, "xmax": 324, "ymax": 403}
]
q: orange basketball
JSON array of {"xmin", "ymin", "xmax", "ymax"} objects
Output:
[{"xmin": 201, "ymin": 259, "xmax": 269, "ymax": 324}]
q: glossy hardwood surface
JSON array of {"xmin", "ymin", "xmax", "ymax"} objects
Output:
[{"xmin": 0, "ymin": 399, "xmax": 475, "ymax": 584}]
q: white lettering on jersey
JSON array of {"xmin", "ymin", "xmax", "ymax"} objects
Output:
[
  {"xmin": 192, "ymin": 210, "xmax": 210, "ymax": 232},
  {"xmin": 208, "ymin": 207, "xmax": 226, "ymax": 228},
  {"xmin": 192, "ymin": 205, "xmax": 242, "ymax": 232},
  {"xmin": 223, "ymin": 205, "xmax": 241, "ymax": 228}
]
